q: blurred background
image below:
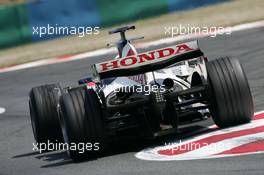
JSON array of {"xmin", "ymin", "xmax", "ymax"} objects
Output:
[{"xmin": 0, "ymin": 0, "xmax": 263, "ymax": 67}]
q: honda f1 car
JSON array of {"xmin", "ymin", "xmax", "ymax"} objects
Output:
[{"xmin": 29, "ymin": 26, "xmax": 254, "ymax": 161}]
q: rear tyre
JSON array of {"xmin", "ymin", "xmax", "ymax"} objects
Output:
[
  {"xmin": 206, "ymin": 57, "xmax": 254, "ymax": 128},
  {"xmin": 59, "ymin": 88, "xmax": 105, "ymax": 161},
  {"xmin": 29, "ymin": 84, "xmax": 63, "ymax": 146}
]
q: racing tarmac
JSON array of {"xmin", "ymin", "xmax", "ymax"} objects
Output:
[{"xmin": 0, "ymin": 27, "xmax": 264, "ymax": 175}]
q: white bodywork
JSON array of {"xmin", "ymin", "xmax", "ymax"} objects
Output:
[{"xmin": 100, "ymin": 41, "xmax": 206, "ymax": 97}]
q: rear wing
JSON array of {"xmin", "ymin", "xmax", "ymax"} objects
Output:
[{"xmin": 92, "ymin": 40, "xmax": 203, "ymax": 79}]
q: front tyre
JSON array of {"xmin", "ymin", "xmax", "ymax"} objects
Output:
[
  {"xmin": 206, "ymin": 57, "xmax": 254, "ymax": 128},
  {"xmin": 59, "ymin": 88, "xmax": 105, "ymax": 161}
]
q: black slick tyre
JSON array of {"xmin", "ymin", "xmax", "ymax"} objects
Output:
[
  {"xmin": 29, "ymin": 83, "xmax": 63, "ymax": 146},
  {"xmin": 206, "ymin": 57, "xmax": 254, "ymax": 128},
  {"xmin": 59, "ymin": 88, "xmax": 105, "ymax": 161}
]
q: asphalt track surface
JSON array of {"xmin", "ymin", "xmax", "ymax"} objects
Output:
[{"xmin": 0, "ymin": 27, "xmax": 264, "ymax": 175}]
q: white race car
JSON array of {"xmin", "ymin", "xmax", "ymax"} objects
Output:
[{"xmin": 29, "ymin": 26, "xmax": 254, "ymax": 161}]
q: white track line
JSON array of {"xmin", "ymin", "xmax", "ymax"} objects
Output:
[
  {"xmin": 1, "ymin": 20, "xmax": 264, "ymax": 74},
  {"xmin": 0, "ymin": 107, "xmax": 6, "ymax": 114}
]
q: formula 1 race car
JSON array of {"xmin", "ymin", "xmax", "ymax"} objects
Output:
[{"xmin": 29, "ymin": 26, "xmax": 254, "ymax": 161}]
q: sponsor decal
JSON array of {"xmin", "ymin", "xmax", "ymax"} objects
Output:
[
  {"xmin": 135, "ymin": 111, "xmax": 264, "ymax": 161},
  {"xmin": 128, "ymin": 74, "xmax": 146, "ymax": 85},
  {"xmin": 96, "ymin": 41, "xmax": 198, "ymax": 73}
]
